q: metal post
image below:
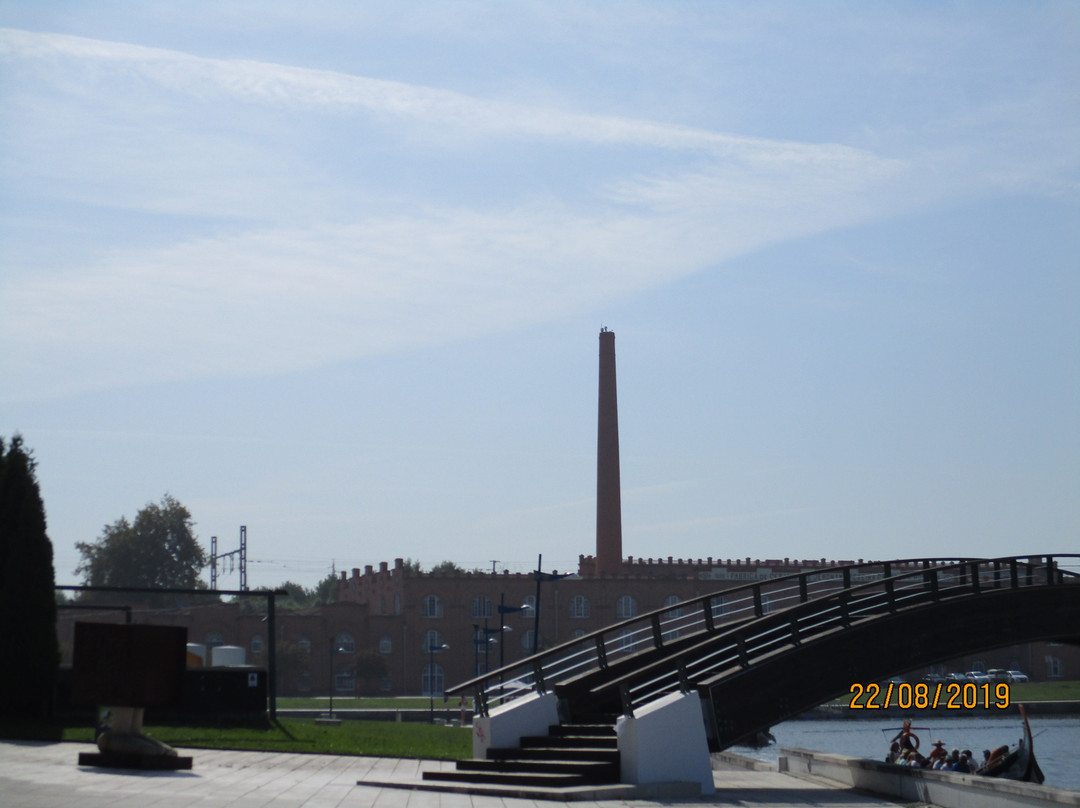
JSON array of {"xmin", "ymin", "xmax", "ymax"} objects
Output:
[
  {"xmin": 267, "ymin": 592, "xmax": 277, "ymax": 720},
  {"xmin": 328, "ymin": 641, "xmax": 335, "ymax": 718},
  {"xmin": 533, "ymin": 554, "xmax": 543, "ymax": 655}
]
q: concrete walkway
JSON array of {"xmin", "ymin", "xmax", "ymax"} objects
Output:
[{"xmin": 0, "ymin": 740, "xmax": 914, "ymax": 807}]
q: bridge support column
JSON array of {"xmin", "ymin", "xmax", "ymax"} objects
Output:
[
  {"xmin": 471, "ymin": 691, "xmax": 558, "ymax": 759},
  {"xmin": 615, "ymin": 691, "xmax": 715, "ymax": 796}
]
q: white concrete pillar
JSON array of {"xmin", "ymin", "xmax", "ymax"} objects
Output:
[
  {"xmin": 472, "ymin": 691, "xmax": 559, "ymax": 759},
  {"xmin": 616, "ymin": 691, "xmax": 715, "ymax": 796}
]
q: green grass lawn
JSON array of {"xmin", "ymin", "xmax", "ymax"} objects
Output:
[
  {"xmin": 276, "ymin": 696, "xmax": 434, "ymax": 710},
  {"xmin": 0, "ymin": 716, "xmax": 472, "ymax": 759},
  {"xmin": 1009, "ymin": 679, "xmax": 1080, "ymax": 702}
]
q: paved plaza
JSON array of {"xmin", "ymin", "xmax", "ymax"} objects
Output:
[{"xmin": 0, "ymin": 739, "xmax": 914, "ymax": 808}]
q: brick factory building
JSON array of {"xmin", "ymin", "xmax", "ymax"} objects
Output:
[{"xmin": 55, "ymin": 330, "xmax": 1077, "ymax": 696}]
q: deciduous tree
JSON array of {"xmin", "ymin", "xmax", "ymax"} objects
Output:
[{"xmin": 75, "ymin": 494, "xmax": 208, "ymax": 596}]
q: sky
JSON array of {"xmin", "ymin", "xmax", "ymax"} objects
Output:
[{"xmin": 1, "ymin": 2, "xmax": 1077, "ymax": 591}]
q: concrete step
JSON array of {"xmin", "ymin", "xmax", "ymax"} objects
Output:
[
  {"xmin": 456, "ymin": 758, "xmax": 619, "ymax": 781},
  {"xmin": 487, "ymin": 745, "xmax": 619, "ymax": 763},
  {"xmin": 422, "ymin": 769, "xmax": 601, "ymax": 788},
  {"xmin": 521, "ymin": 734, "xmax": 617, "ymax": 749}
]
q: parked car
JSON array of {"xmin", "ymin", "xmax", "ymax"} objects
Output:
[
  {"xmin": 1006, "ymin": 670, "xmax": 1029, "ymax": 683},
  {"xmin": 924, "ymin": 673, "xmax": 945, "ymax": 683},
  {"xmin": 987, "ymin": 669, "xmax": 1009, "ymax": 682},
  {"xmin": 945, "ymin": 672, "xmax": 967, "ymax": 682},
  {"xmin": 965, "ymin": 671, "xmax": 990, "ymax": 683}
]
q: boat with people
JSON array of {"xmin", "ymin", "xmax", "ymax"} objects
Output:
[
  {"xmin": 975, "ymin": 704, "xmax": 1044, "ymax": 784},
  {"xmin": 883, "ymin": 705, "xmax": 1044, "ymax": 784}
]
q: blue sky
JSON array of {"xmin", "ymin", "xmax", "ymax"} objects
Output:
[{"xmin": 2, "ymin": 2, "xmax": 1077, "ymax": 590}]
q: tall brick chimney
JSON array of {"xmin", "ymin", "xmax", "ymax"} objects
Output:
[{"xmin": 595, "ymin": 328, "xmax": 623, "ymax": 575}]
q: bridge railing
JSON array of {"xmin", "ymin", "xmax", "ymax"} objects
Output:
[
  {"xmin": 615, "ymin": 555, "xmax": 1078, "ymax": 715},
  {"xmin": 447, "ymin": 555, "xmax": 1073, "ymax": 716}
]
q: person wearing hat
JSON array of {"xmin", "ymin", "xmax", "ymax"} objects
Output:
[{"xmin": 928, "ymin": 739, "xmax": 947, "ymax": 765}]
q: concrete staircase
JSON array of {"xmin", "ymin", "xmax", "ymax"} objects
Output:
[{"xmin": 422, "ymin": 722, "xmax": 620, "ymax": 789}]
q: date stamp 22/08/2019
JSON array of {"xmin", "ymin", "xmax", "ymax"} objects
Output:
[{"xmin": 848, "ymin": 681, "xmax": 1011, "ymax": 710}]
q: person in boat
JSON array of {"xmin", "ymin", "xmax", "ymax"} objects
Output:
[
  {"xmin": 886, "ymin": 741, "xmax": 902, "ymax": 764},
  {"xmin": 953, "ymin": 751, "xmax": 975, "ymax": 773},
  {"xmin": 889, "ymin": 720, "xmax": 919, "ymax": 755},
  {"xmin": 927, "ymin": 739, "xmax": 948, "ymax": 765}
]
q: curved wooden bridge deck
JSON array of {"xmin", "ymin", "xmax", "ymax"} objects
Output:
[{"xmin": 448, "ymin": 555, "xmax": 1080, "ymax": 752}]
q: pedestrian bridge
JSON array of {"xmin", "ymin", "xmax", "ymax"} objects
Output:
[{"xmin": 448, "ymin": 555, "xmax": 1080, "ymax": 752}]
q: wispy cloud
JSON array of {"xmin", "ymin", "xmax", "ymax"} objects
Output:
[{"xmin": 1, "ymin": 25, "xmax": 1068, "ymax": 402}]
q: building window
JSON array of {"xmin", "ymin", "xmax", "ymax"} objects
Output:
[
  {"xmin": 379, "ymin": 635, "xmax": 392, "ymax": 654},
  {"xmin": 618, "ymin": 629, "xmax": 639, "ymax": 652},
  {"xmin": 711, "ymin": 597, "xmax": 728, "ymax": 619},
  {"xmin": 422, "ymin": 594, "xmax": 443, "ymax": 618},
  {"xmin": 570, "ymin": 595, "xmax": 590, "ymax": 619},
  {"xmin": 471, "ymin": 595, "xmax": 493, "ymax": 619},
  {"xmin": 205, "ymin": 631, "xmax": 225, "ymax": 649},
  {"xmin": 394, "ymin": 595, "xmax": 402, "ymax": 615},
  {"xmin": 380, "ymin": 674, "xmax": 392, "ymax": 692},
  {"xmin": 423, "ymin": 629, "xmax": 446, "ymax": 653},
  {"xmin": 378, "ymin": 596, "xmax": 386, "ymax": 615},
  {"xmin": 760, "ymin": 594, "xmax": 772, "ymax": 615},
  {"xmin": 297, "ymin": 672, "xmax": 311, "ymax": 692},
  {"xmin": 422, "ymin": 663, "xmax": 445, "ymax": 697},
  {"xmin": 251, "ymin": 635, "xmax": 264, "ymax": 655},
  {"xmin": 297, "ymin": 636, "xmax": 311, "ymax": 654},
  {"xmin": 335, "ymin": 671, "xmax": 356, "ymax": 692},
  {"xmin": 662, "ymin": 595, "xmax": 682, "ymax": 617},
  {"xmin": 335, "ymin": 632, "xmax": 355, "ymax": 654},
  {"xmin": 522, "ymin": 629, "xmax": 536, "ymax": 652},
  {"xmin": 1046, "ymin": 656, "xmax": 1064, "ymax": 678},
  {"xmin": 571, "ymin": 629, "xmax": 586, "ymax": 640},
  {"xmin": 616, "ymin": 595, "xmax": 638, "ymax": 620},
  {"xmin": 662, "ymin": 596, "xmax": 682, "ymax": 641}
]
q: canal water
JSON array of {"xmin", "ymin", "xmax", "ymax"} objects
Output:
[{"xmin": 729, "ymin": 715, "xmax": 1080, "ymax": 792}]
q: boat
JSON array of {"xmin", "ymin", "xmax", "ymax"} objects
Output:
[{"xmin": 976, "ymin": 704, "xmax": 1044, "ymax": 784}]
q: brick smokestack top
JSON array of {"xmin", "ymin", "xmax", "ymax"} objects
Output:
[{"xmin": 595, "ymin": 328, "xmax": 623, "ymax": 575}]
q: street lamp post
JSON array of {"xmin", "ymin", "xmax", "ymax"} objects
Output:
[
  {"xmin": 532, "ymin": 553, "xmax": 575, "ymax": 655},
  {"xmin": 327, "ymin": 641, "xmax": 347, "ymax": 718},
  {"xmin": 427, "ymin": 641, "xmax": 449, "ymax": 722},
  {"xmin": 497, "ymin": 594, "xmax": 527, "ymax": 670},
  {"xmin": 473, "ymin": 623, "xmax": 499, "ymax": 676}
]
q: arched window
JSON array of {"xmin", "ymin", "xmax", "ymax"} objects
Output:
[
  {"xmin": 662, "ymin": 595, "xmax": 682, "ymax": 641},
  {"xmin": 334, "ymin": 632, "xmax": 355, "ymax": 653},
  {"xmin": 297, "ymin": 636, "xmax": 311, "ymax": 654},
  {"xmin": 378, "ymin": 635, "xmax": 392, "ymax": 654},
  {"xmin": 618, "ymin": 629, "xmax": 639, "ymax": 652},
  {"xmin": 662, "ymin": 595, "xmax": 682, "ymax": 617},
  {"xmin": 422, "ymin": 594, "xmax": 443, "ymax": 618},
  {"xmin": 423, "ymin": 629, "xmax": 446, "ymax": 653},
  {"xmin": 422, "ymin": 662, "xmax": 445, "ymax": 697},
  {"xmin": 471, "ymin": 595, "xmax": 493, "ymax": 619},
  {"xmin": 521, "ymin": 596, "xmax": 536, "ymax": 617},
  {"xmin": 521, "ymin": 629, "xmax": 536, "ymax": 653},
  {"xmin": 711, "ymin": 596, "xmax": 728, "ymax": 619},
  {"xmin": 336, "ymin": 670, "xmax": 356, "ymax": 692},
  {"xmin": 570, "ymin": 595, "xmax": 590, "ymax": 619},
  {"xmin": 394, "ymin": 595, "xmax": 402, "ymax": 615},
  {"xmin": 616, "ymin": 595, "xmax": 638, "ymax": 619},
  {"xmin": 204, "ymin": 631, "xmax": 225, "ymax": 649}
]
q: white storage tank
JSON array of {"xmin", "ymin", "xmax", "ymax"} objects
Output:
[
  {"xmin": 186, "ymin": 642, "xmax": 207, "ymax": 666},
  {"xmin": 211, "ymin": 644, "xmax": 246, "ymax": 667}
]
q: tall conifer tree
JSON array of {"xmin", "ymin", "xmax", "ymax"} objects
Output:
[{"xmin": 0, "ymin": 436, "xmax": 60, "ymax": 717}]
